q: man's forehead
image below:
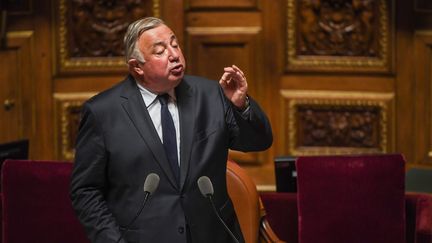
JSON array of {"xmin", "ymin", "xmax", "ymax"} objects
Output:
[
  {"xmin": 141, "ymin": 25, "xmax": 175, "ymax": 42},
  {"xmin": 141, "ymin": 25, "xmax": 174, "ymax": 38}
]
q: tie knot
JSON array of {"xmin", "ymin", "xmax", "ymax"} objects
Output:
[{"xmin": 158, "ymin": 94, "xmax": 170, "ymax": 105}]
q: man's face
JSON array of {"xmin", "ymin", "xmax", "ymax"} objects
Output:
[{"xmin": 135, "ymin": 24, "xmax": 186, "ymax": 93}]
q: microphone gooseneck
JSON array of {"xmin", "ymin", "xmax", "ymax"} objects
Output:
[
  {"xmin": 197, "ymin": 176, "xmax": 240, "ymax": 243},
  {"xmin": 116, "ymin": 173, "xmax": 160, "ymax": 243}
]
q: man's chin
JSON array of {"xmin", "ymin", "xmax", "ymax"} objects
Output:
[
  {"xmin": 166, "ymin": 75, "xmax": 183, "ymax": 90},
  {"xmin": 170, "ymin": 72, "xmax": 184, "ymax": 81}
]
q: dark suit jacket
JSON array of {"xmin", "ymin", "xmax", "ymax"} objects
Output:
[{"xmin": 70, "ymin": 75, "xmax": 273, "ymax": 243}]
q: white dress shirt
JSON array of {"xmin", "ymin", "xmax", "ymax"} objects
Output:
[{"xmin": 137, "ymin": 83, "xmax": 181, "ymax": 166}]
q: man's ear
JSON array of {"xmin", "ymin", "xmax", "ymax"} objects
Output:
[{"xmin": 128, "ymin": 59, "xmax": 144, "ymax": 75}]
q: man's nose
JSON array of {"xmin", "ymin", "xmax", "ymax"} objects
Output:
[{"xmin": 168, "ymin": 47, "xmax": 180, "ymax": 61}]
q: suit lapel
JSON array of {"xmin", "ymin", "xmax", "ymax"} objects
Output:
[
  {"xmin": 120, "ymin": 76, "xmax": 179, "ymax": 189},
  {"xmin": 176, "ymin": 79, "xmax": 195, "ymax": 190}
]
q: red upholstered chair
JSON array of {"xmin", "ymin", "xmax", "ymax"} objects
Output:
[
  {"xmin": 261, "ymin": 155, "xmax": 432, "ymax": 243},
  {"xmin": 261, "ymin": 192, "xmax": 432, "ymax": 243},
  {"xmin": 1, "ymin": 160, "xmax": 89, "ymax": 243},
  {"xmin": 295, "ymin": 154, "xmax": 406, "ymax": 243}
]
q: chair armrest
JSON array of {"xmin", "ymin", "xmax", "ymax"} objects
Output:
[
  {"xmin": 259, "ymin": 198, "xmax": 286, "ymax": 243},
  {"xmin": 259, "ymin": 217, "xmax": 286, "ymax": 243}
]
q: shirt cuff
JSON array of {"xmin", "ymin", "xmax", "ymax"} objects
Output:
[{"xmin": 235, "ymin": 96, "xmax": 250, "ymax": 118}]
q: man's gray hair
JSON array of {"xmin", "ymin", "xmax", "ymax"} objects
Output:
[{"xmin": 124, "ymin": 17, "xmax": 165, "ymax": 63}]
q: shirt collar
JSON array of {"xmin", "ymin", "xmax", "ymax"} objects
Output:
[{"xmin": 136, "ymin": 81, "xmax": 176, "ymax": 108}]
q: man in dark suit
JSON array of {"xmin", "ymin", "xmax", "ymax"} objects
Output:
[{"xmin": 70, "ymin": 17, "xmax": 272, "ymax": 243}]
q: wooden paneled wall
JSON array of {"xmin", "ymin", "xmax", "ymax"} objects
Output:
[
  {"xmin": 184, "ymin": 1, "xmax": 275, "ymax": 184},
  {"xmin": 1, "ymin": 0, "xmax": 53, "ymax": 159},
  {"xmin": 1, "ymin": 0, "xmax": 432, "ymax": 187}
]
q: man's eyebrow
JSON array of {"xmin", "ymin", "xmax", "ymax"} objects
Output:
[
  {"xmin": 151, "ymin": 34, "xmax": 177, "ymax": 48},
  {"xmin": 152, "ymin": 41, "xmax": 165, "ymax": 47}
]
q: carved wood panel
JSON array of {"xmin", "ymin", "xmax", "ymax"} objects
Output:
[
  {"xmin": 280, "ymin": 90, "xmax": 394, "ymax": 156},
  {"xmin": 286, "ymin": 0, "xmax": 392, "ymax": 72},
  {"xmin": 54, "ymin": 93, "xmax": 95, "ymax": 160},
  {"xmin": 297, "ymin": 105, "xmax": 381, "ymax": 148},
  {"xmin": 186, "ymin": 26, "xmax": 265, "ymax": 164},
  {"xmin": 54, "ymin": 0, "xmax": 159, "ymax": 74}
]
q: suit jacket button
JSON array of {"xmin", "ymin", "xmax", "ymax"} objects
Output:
[{"xmin": 178, "ymin": 226, "xmax": 185, "ymax": 234}]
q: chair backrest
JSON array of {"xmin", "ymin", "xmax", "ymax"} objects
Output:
[
  {"xmin": 296, "ymin": 154, "xmax": 406, "ymax": 243},
  {"xmin": 227, "ymin": 160, "xmax": 260, "ymax": 243},
  {"xmin": 1, "ymin": 160, "xmax": 89, "ymax": 243}
]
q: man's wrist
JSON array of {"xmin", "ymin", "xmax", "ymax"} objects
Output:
[{"xmin": 236, "ymin": 95, "xmax": 250, "ymax": 112}]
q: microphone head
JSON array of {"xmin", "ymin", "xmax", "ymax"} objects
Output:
[
  {"xmin": 197, "ymin": 176, "xmax": 214, "ymax": 197},
  {"xmin": 143, "ymin": 173, "xmax": 160, "ymax": 194}
]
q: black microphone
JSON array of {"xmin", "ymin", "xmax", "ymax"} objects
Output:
[
  {"xmin": 197, "ymin": 176, "xmax": 240, "ymax": 243},
  {"xmin": 116, "ymin": 173, "xmax": 160, "ymax": 243}
]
